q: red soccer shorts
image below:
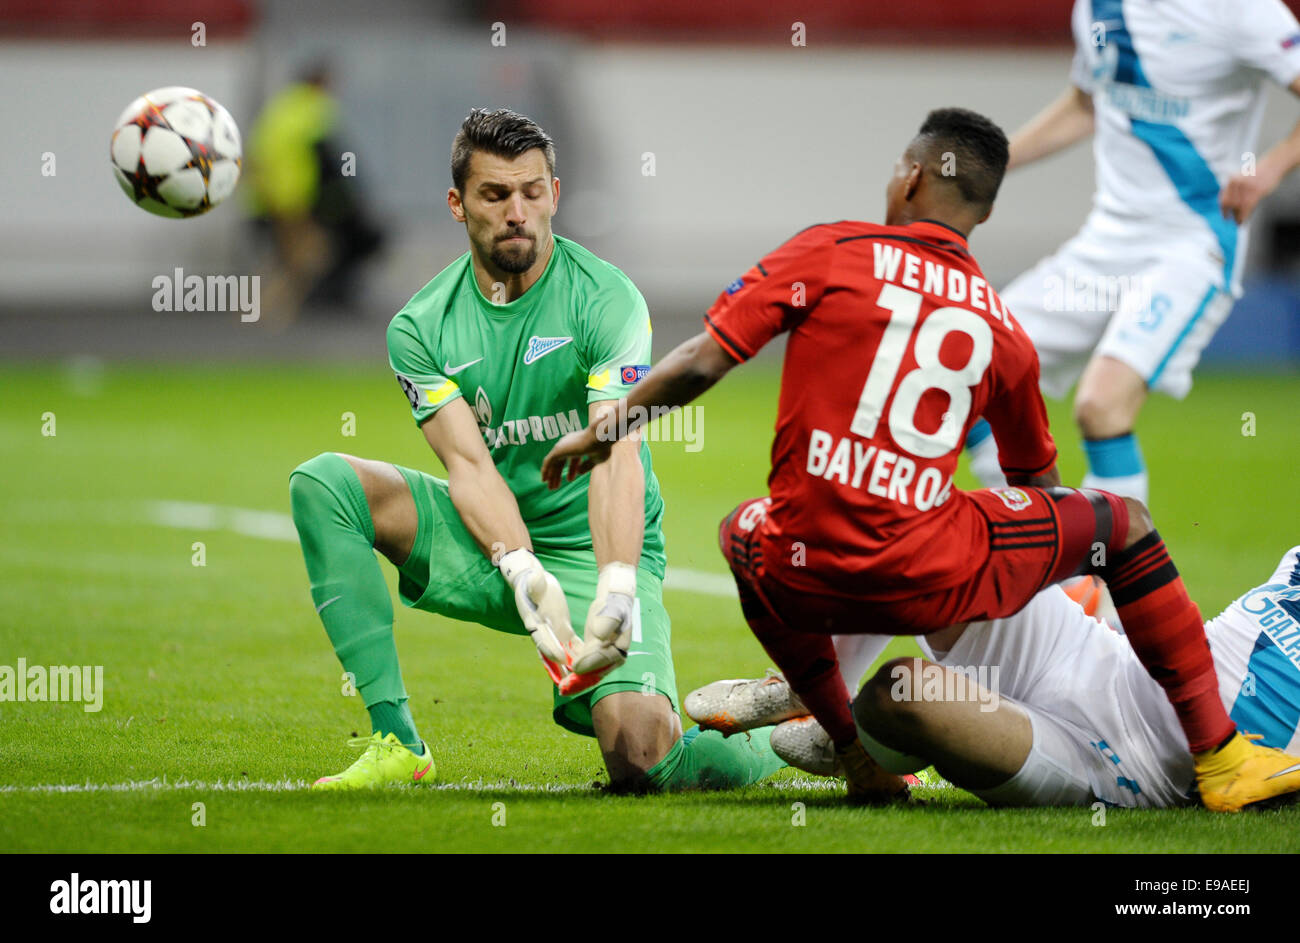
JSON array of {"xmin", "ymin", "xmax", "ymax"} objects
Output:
[{"xmin": 718, "ymin": 487, "xmax": 1130, "ymax": 636}]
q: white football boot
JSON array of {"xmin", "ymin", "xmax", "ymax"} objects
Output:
[
  {"xmin": 773, "ymin": 716, "xmax": 913, "ymax": 803},
  {"xmin": 770, "ymin": 716, "xmax": 838, "ymax": 775},
  {"xmin": 684, "ymin": 669, "xmax": 808, "ymax": 734}
]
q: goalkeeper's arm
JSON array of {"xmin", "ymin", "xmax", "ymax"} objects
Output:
[
  {"xmin": 541, "ymin": 330, "xmax": 738, "ymax": 489},
  {"xmin": 576, "ymin": 399, "xmax": 646, "ymax": 675},
  {"xmin": 422, "ymin": 397, "xmax": 584, "ymax": 684},
  {"xmin": 587, "ymin": 399, "xmax": 645, "ymax": 572},
  {"xmin": 421, "ymin": 395, "xmax": 531, "ymax": 560}
]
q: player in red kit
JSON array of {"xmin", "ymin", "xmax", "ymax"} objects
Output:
[{"xmin": 541, "ymin": 108, "xmax": 1300, "ymax": 812}]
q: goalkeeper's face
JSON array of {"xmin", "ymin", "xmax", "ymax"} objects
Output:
[{"xmin": 451, "ymin": 149, "xmax": 559, "ymax": 276}]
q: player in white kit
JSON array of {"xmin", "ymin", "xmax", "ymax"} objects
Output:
[
  {"xmin": 691, "ymin": 548, "xmax": 1300, "ymax": 808},
  {"xmin": 849, "ymin": 547, "xmax": 1300, "ymax": 808},
  {"xmin": 965, "ymin": 0, "xmax": 1300, "ymax": 504}
]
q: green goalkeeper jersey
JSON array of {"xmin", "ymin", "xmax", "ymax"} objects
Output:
[{"xmin": 387, "ymin": 234, "xmax": 666, "ymax": 578}]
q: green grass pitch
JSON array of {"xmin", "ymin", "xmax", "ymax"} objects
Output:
[{"xmin": 1, "ymin": 360, "xmax": 1298, "ymax": 852}]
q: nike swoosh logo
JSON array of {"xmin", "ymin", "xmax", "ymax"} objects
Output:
[
  {"xmin": 444, "ymin": 357, "xmax": 483, "ymax": 376},
  {"xmin": 626, "ymin": 651, "xmax": 650, "ymax": 657},
  {"xmin": 315, "ymin": 595, "xmax": 342, "ymax": 614},
  {"xmin": 413, "ymin": 761, "xmax": 433, "ymax": 782},
  {"xmin": 1267, "ymin": 763, "xmax": 1300, "ymax": 779}
]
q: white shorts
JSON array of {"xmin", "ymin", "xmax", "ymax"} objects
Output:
[
  {"xmin": 1001, "ymin": 214, "xmax": 1235, "ymax": 400},
  {"xmin": 968, "ymin": 709, "xmax": 1095, "ymax": 807},
  {"xmin": 923, "ymin": 588, "xmax": 1195, "ymax": 808}
]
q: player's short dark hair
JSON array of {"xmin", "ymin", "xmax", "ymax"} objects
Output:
[
  {"xmin": 909, "ymin": 107, "xmax": 1009, "ymax": 211},
  {"xmin": 451, "ymin": 108, "xmax": 556, "ymax": 193}
]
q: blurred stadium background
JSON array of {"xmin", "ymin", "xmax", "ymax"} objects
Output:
[
  {"xmin": 3, "ymin": 0, "xmax": 1300, "ymax": 360},
  {"xmin": 3, "ymin": 1, "xmax": 1300, "ymax": 855}
]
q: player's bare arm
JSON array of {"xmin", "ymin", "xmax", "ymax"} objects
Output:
[
  {"xmin": 1005, "ymin": 467, "xmax": 1061, "ymax": 490},
  {"xmin": 1006, "ymin": 84, "xmax": 1094, "ymax": 171},
  {"xmin": 979, "ymin": 351, "xmax": 1061, "ymax": 491},
  {"xmin": 423, "ymin": 395, "xmax": 584, "ymax": 685},
  {"xmin": 586, "ymin": 399, "xmax": 645, "ymax": 569},
  {"xmin": 1220, "ymin": 75, "xmax": 1300, "ymax": 223},
  {"xmin": 422, "ymin": 395, "xmax": 531, "ymax": 557},
  {"xmin": 541, "ymin": 331, "xmax": 737, "ymax": 488},
  {"xmin": 570, "ymin": 399, "xmax": 646, "ymax": 676}
]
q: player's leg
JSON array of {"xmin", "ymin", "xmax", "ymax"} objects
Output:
[
  {"xmin": 854, "ymin": 657, "xmax": 1034, "ymax": 791},
  {"xmin": 1048, "ymin": 489, "xmax": 1300, "ymax": 809},
  {"xmin": 717, "ymin": 499, "xmax": 856, "ymax": 746},
  {"xmin": 715, "ymin": 499, "xmax": 905, "ymax": 801},
  {"xmin": 987, "ymin": 486, "xmax": 1235, "ymax": 758},
  {"xmin": 1078, "ymin": 260, "xmax": 1235, "ymax": 505},
  {"xmin": 855, "ymin": 588, "xmax": 1133, "ymax": 805},
  {"xmin": 591, "ymin": 690, "xmax": 680, "ymax": 790},
  {"xmin": 1078, "ymin": 493, "xmax": 1234, "ymax": 753},
  {"xmin": 288, "ymin": 452, "xmax": 431, "ymax": 788},
  {"xmin": 553, "ymin": 555, "xmax": 786, "ymax": 792},
  {"xmin": 855, "ymin": 662, "xmax": 1098, "ymax": 805},
  {"xmin": 682, "ymin": 633, "xmax": 884, "ymax": 738},
  {"xmin": 592, "ymin": 688, "xmax": 786, "ymax": 793},
  {"xmin": 1073, "ymin": 356, "xmax": 1148, "ymax": 501},
  {"xmin": 785, "ymin": 587, "xmax": 1174, "ymax": 806},
  {"xmin": 598, "ymin": 693, "xmax": 785, "ymax": 794}
]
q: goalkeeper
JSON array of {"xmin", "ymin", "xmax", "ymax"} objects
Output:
[{"xmin": 288, "ymin": 108, "xmax": 783, "ymax": 791}]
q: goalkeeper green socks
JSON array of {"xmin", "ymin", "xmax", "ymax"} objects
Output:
[
  {"xmin": 368, "ymin": 699, "xmax": 421, "ymax": 751},
  {"xmin": 289, "ymin": 452, "xmax": 420, "ymax": 747},
  {"xmin": 646, "ymin": 724, "xmax": 786, "ymax": 791}
]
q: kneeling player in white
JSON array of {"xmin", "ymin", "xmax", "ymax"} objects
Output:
[{"xmin": 692, "ymin": 548, "xmax": 1300, "ymax": 808}]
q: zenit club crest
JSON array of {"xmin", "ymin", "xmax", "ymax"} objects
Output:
[{"xmin": 523, "ymin": 335, "xmax": 572, "ymax": 364}]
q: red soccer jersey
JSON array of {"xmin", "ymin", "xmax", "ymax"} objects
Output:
[{"xmin": 704, "ymin": 219, "xmax": 1057, "ymax": 599}]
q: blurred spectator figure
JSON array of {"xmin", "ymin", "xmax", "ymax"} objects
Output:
[{"xmin": 246, "ymin": 61, "xmax": 384, "ymax": 323}]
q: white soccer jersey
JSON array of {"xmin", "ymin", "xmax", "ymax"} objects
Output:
[
  {"xmin": 920, "ymin": 547, "xmax": 1300, "ymax": 807},
  {"xmin": 1207, "ymin": 546, "xmax": 1300, "ymax": 754},
  {"xmin": 1069, "ymin": 0, "xmax": 1300, "ymax": 293}
]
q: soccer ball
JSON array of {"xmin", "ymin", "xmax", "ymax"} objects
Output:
[{"xmin": 110, "ymin": 86, "xmax": 242, "ymax": 218}]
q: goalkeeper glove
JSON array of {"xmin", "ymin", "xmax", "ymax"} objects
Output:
[
  {"xmin": 498, "ymin": 548, "xmax": 579, "ymax": 686},
  {"xmin": 572, "ymin": 561, "xmax": 637, "ymax": 678}
]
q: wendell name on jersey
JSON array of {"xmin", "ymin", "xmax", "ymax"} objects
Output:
[
  {"xmin": 802, "ymin": 237, "xmax": 1016, "ymax": 513},
  {"xmin": 870, "ymin": 242, "xmax": 1014, "ymax": 331}
]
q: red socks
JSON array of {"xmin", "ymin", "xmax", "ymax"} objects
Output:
[
  {"xmin": 1103, "ymin": 531, "xmax": 1233, "ymax": 753},
  {"xmin": 745, "ymin": 610, "xmax": 857, "ymax": 747}
]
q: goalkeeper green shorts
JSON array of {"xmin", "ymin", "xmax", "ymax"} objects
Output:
[{"xmin": 392, "ymin": 464, "xmax": 677, "ymax": 737}]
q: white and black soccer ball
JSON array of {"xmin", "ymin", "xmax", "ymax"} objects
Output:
[{"xmin": 110, "ymin": 86, "xmax": 242, "ymax": 218}]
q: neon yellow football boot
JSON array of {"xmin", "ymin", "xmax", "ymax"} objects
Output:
[
  {"xmin": 312, "ymin": 732, "xmax": 435, "ymax": 790},
  {"xmin": 1195, "ymin": 731, "xmax": 1300, "ymax": 813}
]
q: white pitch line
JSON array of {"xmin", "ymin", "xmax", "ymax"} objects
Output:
[
  {"xmin": 146, "ymin": 500, "xmax": 738, "ymax": 598},
  {"xmin": 0, "ymin": 775, "xmax": 847, "ymax": 795},
  {"xmin": 660, "ymin": 568, "xmax": 737, "ymax": 597},
  {"xmin": 0, "ymin": 778, "xmax": 312, "ymax": 794}
]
